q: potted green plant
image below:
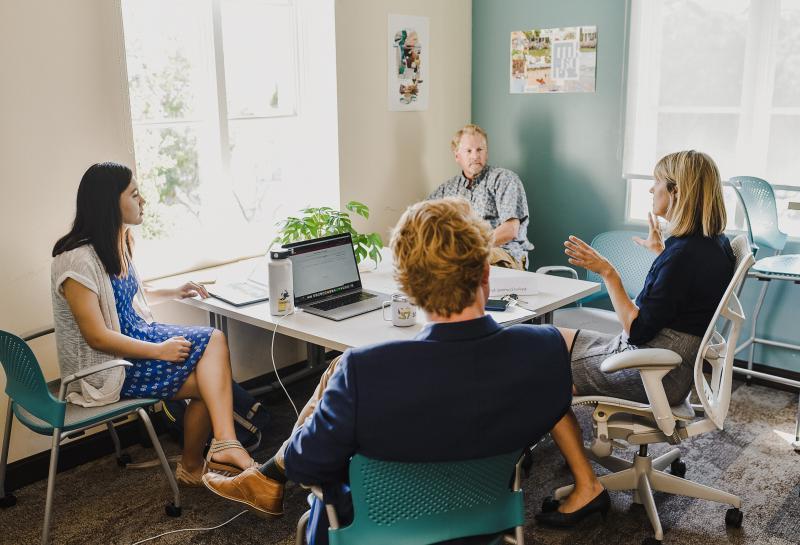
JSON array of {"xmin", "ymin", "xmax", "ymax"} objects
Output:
[{"xmin": 273, "ymin": 201, "xmax": 384, "ymax": 266}]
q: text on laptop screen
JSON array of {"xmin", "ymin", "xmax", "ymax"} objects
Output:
[{"xmin": 290, "ymin": 235, "xmax": 361, "ymax": 303}]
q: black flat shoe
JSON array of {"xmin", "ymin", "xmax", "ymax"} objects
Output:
[
  {"xmin": 535, "ymin": 489, "xmax": 610, "ymax": 528},
  {"xmin": 540, "ymin": 496, "xmax": 560, "ymax": 513}
]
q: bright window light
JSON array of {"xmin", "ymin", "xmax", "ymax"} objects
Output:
[
  {"xmin": 624, "ymin": 0, "xmax": 800, "ymax": 238},
  {"xmin": 120, "ymin": 0, "xmax": 339, "ymax": 278}
]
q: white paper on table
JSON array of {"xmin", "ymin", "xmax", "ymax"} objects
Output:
[{"xmin": 489, "ymin": 266, "xmax": 539, "ymax": 296}]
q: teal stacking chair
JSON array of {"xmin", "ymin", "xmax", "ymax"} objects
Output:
[
  {"xmin": 537, "ymin": 230, "xmax": 655, "ymax": 334},
  {"xmin": 0, "ymin": 330, "xmax": 181, "ymax": 545},
  {"xmin": 729, "ymin": 176, "xmax": 800, "ymax": 451},
  {"xmin": 296, "ymin": 451, "xmax": 526, "ymax": 545}
]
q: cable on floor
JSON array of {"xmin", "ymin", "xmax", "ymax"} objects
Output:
[{"xmin": 129, "ymin": 510, "xmax": 248, "ymax": 545}]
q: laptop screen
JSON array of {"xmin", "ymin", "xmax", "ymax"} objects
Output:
[{"xmin": 286, "ymin": 233, "xmax": 362, "ymax": 304}]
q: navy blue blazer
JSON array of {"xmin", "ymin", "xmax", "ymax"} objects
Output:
[{"xmin": 284, "ymin": 316, "xmax": 573, "ymax": 544}]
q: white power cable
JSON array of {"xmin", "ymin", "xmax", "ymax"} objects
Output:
[
  {"xmin": 270, "ymin": 308, "xmax": 300, "ymax": 419},
  {"xmin": 129, "ymin": 510, "xmax": 247, "ymax": 545}
]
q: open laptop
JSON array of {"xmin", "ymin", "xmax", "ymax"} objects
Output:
[
  {"xmin": 285, "ymin": 233, "xmax": 390, "ymax": 321},
  {"xmin": 208, "ymin": 256, "xmax": 270, "ymax": 307}
]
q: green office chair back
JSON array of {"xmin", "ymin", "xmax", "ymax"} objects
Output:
[
  {"xmin": 329, "ymin": 451, "xmax": 524, "ymax": 545},
  {"xmin": 584, "ymin": 230, "xmax": 654, "ymax": 303},
  {"xmin": 0, "ymin": 331, "xmax": 65, "ymax": 429},
  {"xmin": 730, "ymin": 176, "xmax": 788, "ymax": 252}
]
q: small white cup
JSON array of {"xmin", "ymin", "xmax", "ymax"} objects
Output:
[{"xmin": 382, "ymin": 294, "xmax": 417, "ymax": 327}]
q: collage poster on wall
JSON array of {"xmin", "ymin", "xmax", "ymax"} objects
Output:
[
  {"xmin": 388, "ymin": 14, "xmax": 429, "ymax": 111},
  {"xmin": 510, "ymin": 26, "xmax": 597, "ymax": 94}
]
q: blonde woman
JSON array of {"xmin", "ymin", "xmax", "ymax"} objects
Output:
[{"xmin": 537, "ymin": 150, "xmax": 735, "ymax": 526}]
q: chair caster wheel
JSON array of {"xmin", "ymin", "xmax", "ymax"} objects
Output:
[
  {"xmin": 641, "ymin": 538, "xmax": 661, "ymax": 545},
  {"xmin": 670, "ymin": 459, "xmax": 687, "ymax": 478},
  {"xmin": 117, "ymin": 453, "xmax": 133, "ymax": 467},
  {"xmin": 541, "ymin": 496, "xmax": 560, "ymax": 513},
  {"xmin": 165, "ymin": 502, "xmax": 182, "ymax": 517},
  {"xmin": 725, "ymin": 507, "xmax": 743, "ymax": 528},
  {"xmin": 0, "ymin": 494, "xmax": 17, "ymax": 508}
]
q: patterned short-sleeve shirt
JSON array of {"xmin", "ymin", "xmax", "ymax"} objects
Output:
[{"xmin": 427, "ymin": 165, "xmax": 534, "ymax": 263}]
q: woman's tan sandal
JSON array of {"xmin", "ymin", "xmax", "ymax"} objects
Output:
[
  {"xmin": 175, "ymin": 461, "xmax": 205, "ymax": 487},
  {"xmin": 205, "ymin": 438, "xmax": 257, "ymax": 476}
]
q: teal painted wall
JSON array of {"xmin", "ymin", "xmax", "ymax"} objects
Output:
[
  {"xmin": 472, "ymin": 0, "xmax": 631, "ymax": 270},
  {"xmin": 471, "ymin": 0, "xmax": 800, "ymax": 373}
]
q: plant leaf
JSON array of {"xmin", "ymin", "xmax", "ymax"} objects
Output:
[
  {"xmin": 346, "ymin": 200, "xmax": 370, "ymax": 219},
  {"xmin": 369, "ymin": 233, "xmax": 383, "ymax": 246},
  {"xmin": 274, "ymin": 201, "xmax": 378, "ymax": 254}
]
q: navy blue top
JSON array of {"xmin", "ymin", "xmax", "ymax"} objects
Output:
[
  {"xmin": 284, "ymin": 316, "xmax": 572, "ymax": 544},
  {"xmin": 630, "ymin": 234, "xmax": 735, "ymax": 345}
]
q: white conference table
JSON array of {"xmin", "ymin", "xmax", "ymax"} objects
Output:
[{"xmin": 173, "ymin": 254, "xmax": 599, "ymax": 393}]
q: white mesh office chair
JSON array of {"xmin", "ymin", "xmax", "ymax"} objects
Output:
[{"xmin": 548, "ymin": 235, "xmax": 753, "ymax": 545}]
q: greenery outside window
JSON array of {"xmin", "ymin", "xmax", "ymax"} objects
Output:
[{"xmin": 120, "ymin": 0, "xmax": 339, "ymax": 278}]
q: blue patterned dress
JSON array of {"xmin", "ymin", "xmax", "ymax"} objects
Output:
[{"xmin": 111, "ymin": 270, "xmax": 213, "ymax": 400}]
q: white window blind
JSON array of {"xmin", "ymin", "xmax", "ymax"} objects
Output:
[{"xmin": 624, "ymin": 0, "xmax": 800, "ymax": 237}]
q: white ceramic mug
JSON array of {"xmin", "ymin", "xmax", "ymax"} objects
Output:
[{"xmin": 382, "ymin": 293, "xmax": 417, "ymax": 327}]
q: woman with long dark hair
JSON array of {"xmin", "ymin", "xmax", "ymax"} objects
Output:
[{"xmin": 51, "ymin": 162, "xmax": 255, "ymax": 485}]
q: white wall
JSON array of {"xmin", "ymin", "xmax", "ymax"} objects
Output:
[
  {"xmin": 335, "ymin": 0, "xmax": 472, "ymax": 242},
  {"xmin": 0, "ymin": 0, "xmax": 137, "ymax": 462},
  {"xmin": 0, "ymin": 0, "xmax": 471, "ymax": 463}
]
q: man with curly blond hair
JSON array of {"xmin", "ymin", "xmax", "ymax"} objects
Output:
[{"xmin": 204, "ymin": 198, "xmax": 572, "ymax": 545}]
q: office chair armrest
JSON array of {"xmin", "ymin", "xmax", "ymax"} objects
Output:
[
  {"xmin": 601, "ymin": 348, "xmax": 682, "ymax": 373},
  {"xmin": 601, "ymin": 349, "xmax": 682, "ymax": 437},
  {"xmin": 535, "ymin": 266, "xmax": 579, "ymax": 279},
  {"xmin": 60, "ymin": 360, "xmax": 133, "ymax": 399}
]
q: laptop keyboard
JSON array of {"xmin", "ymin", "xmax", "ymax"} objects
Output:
[{"xmin": 309, "ymin": 291, "xmax": 376, "ymax": 311}]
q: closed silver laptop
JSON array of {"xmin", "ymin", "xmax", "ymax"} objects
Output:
[{"xmin": 285, "ymin": 233, "xmax": 390, "ymax": 321}]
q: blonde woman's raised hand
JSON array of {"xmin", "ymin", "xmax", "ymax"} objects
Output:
[
  {"xmin": 564, "ymin": 235, "xmax": 614, "ymax": 278},
  {"xmin": 632, "ymin": 212, "xmax": 665, "ymax": 255}
]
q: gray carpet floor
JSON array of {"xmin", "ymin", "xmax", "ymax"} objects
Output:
[{"xmin": 1, "ymin": 378, "xmax": 798, "ymax": 545}]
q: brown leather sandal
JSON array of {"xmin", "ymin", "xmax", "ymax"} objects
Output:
[{"xmin": 205, "ymin": 438, "xmax": 257, "ymax": 476}]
